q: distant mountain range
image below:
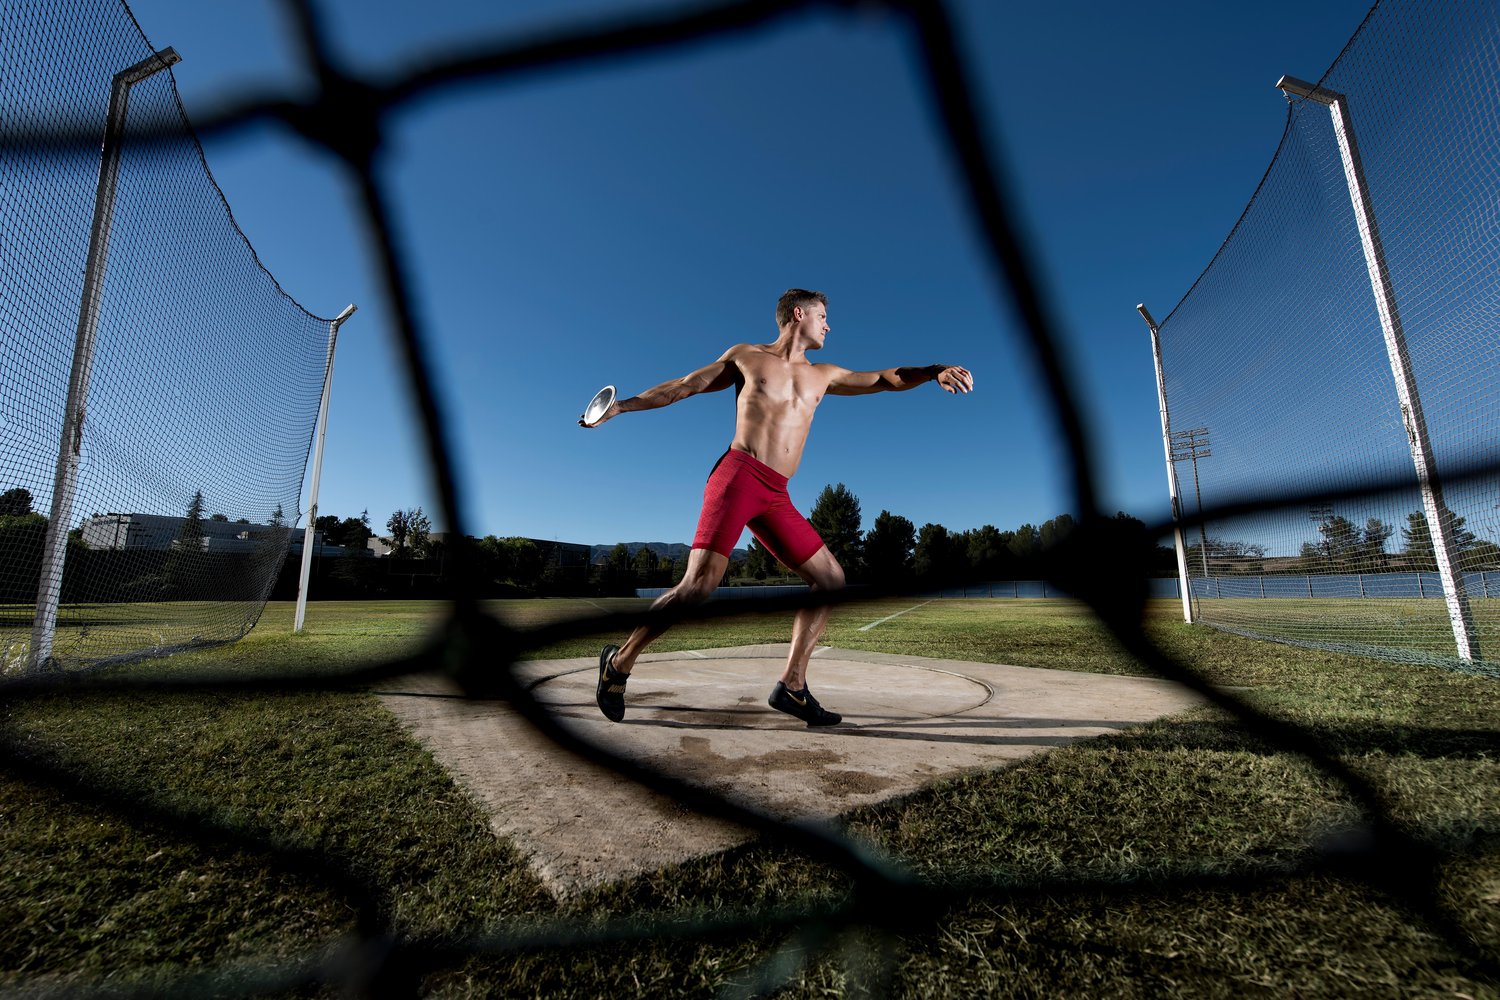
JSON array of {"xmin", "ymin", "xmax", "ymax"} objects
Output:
[{"xmin": 589, "ymin": 541, "xmax": 747, "ymax": 564}]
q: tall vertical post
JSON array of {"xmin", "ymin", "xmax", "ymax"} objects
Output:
[
  {"xmin": 294, "ymin": 304, "xmax": 357, "ymax": 634},
  {"xmin": 30, "ymin": 48, "xmax": 181, "ymax": 672},
  {"xmin": 1277, "ymin": 75, "xmax": 1478, "ymax": 661},
  {"xmin": 1138, "ymin": 304, "xmax": 1195, "ymax": 623}
]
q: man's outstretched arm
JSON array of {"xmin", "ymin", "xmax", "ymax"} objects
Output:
[
  {"xmin": 581, "ymin": 347, "xmax": 741, "ymax": 427},
  {"xmin": 826, "ymin": 364, "xmax": 974, "ymax": 396}
]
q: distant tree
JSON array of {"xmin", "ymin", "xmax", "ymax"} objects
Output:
[
  {"xmin": 1, "ymin": 487, "xmax": 35, "ymax": 516},
  {"xmin": 809, "ymin": 483, "xmax": 863, "ymax": 577},
  {"xmin": 863, "ymin": 510, "xmax": 915, "ymax": 587},
  {"xmin": 477, "ymin": 535, "xmax": 543, "ymax": 588},
  {"xmin": 594, "ymin": 542, "xmax": 635, "ymax": 596},
  {"xmin": 179, "ymin": 491, "xmax": 206, "ymax": 550},
  {"xmin": 1402, "ymin": 510, "xmax": 1477, "ymax": 571},
  {"xmin": 966, "ymin": 524, "xmax": 1010, "ymax": 580},
  {"xmin": 1039, "ymin": 514, "xmax": 1076, "ymax": 551},
  {"xmin": 317, "ymin": 512, "xmax": 375, "ymax": 550},
  {"xmin": 269, "ymin": 503, "xmax": 286, "ymax": 529},
  {"xmin": 1297, "ymin": 515, "xmax": 1394, "ymax": 572},
  {"xmin": 210, "ymin": 512, "xmax": 229, "ymax": 522},
  {"xmin": 1186, "ymin": 536, "xmax": 1268, "ymax": 574},
  {"xmin": 632, "ymin": 545, "xmax": 669, "ymax": 587},
  {"xmin": 1358, "ymin": 517, "xmax": 1394, "ymax": 568},
  {"xmin": 386, "ymin": 510, "xmax": 410, "ymax": 556},
  {"xmin": 1463, "ymin": 538, "xmax": 1500, "ymax": 571},
  {"xmin": 507, "ymin": 537, "xmax": 543, "ymax": 586},
  {"xmin": 0, "ymin": 513, "xmax": 47, "ymax": 601},
  {"xmin": 744, "ymin": 538, "xmax": 777, "ymax": 580},
  {"xmin": 914, "ymin": 522, "xmax": 955, "ymax": 586},
  {"xmin": 1103, "ymin": 511, "xmax": 1180, "ymax": 578},
  {"xmin": 1008, "ymin": 523, "xmax": 1041, "ymax": 561},
  {"xmin": 409, "ymin": 508, "xmax": 433, "ymax": 557},
  {"xmin": 386, "ymin": 506, "xmax": 431, "ymax": 557}
]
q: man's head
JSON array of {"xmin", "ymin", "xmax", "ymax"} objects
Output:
[{"xmin": 776, "ymin": 289, "xmax": 828, "ymax": 329}]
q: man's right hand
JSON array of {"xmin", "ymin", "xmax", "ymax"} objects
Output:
[{"xmin": 579, "ymin": 402, "xmax": 620, "ymax": 428}]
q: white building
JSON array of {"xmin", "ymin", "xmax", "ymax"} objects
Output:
[{"xmin": 79, "ymin": 513, "xmax": 368, "ymax": 558}]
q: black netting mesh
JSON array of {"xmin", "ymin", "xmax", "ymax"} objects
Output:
[
  {"xmin": 1, "ymin": 0, "xmax": 1497, "ymax": 996},
  {"xmin": 1154, "ymin": 0, "xmax": 1500, "ymax": 671},
  {"xmin": 0, "ymin": 1, "xmax": 333, "ymax": 670}
]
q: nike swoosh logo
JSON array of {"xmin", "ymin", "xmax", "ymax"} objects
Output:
[{"xmin": 786, "ymin": 690, "xmax": 807, "ymax": 707}]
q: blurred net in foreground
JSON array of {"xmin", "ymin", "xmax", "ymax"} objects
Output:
[
  {"xmin": 0, "ymin": 0, "xmax": 334, "ymax": 671},
  {"xmin": 1151, "ymin": 0, "xmax": 1500, "ymax": 672},
  {"xmin": 0, "ymin": 0, "xmax": 1496, "ymax": 997}
]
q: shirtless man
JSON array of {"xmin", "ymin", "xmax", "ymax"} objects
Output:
[{"xmin": 581, "ymin": 289, "xmax": 973, "ymax": 726}]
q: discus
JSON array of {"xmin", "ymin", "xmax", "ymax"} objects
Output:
[{"xmin": 579, "ymin": 384, "xmax": 616, "ymax": 427}]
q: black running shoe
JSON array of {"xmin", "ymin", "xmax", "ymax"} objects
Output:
[
  {"xmin": 596, "ymin": 644, "xmax": 628, "ymax": 722},
  {"xmin": 768, "ymin": 681, "xmax": 842, "ymax": 727}
]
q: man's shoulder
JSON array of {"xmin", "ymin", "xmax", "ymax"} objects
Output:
[{"xmin": 720, "ymin": 342, "xmax": 770, "ymax": 363}]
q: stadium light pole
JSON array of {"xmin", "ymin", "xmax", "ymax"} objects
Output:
[
  {"xmin": 1138, "ymin": 304, "xmax": 1194, "ymax": 623},
  {"xmin": 29, "ymin": 47, "xmax": 181, "ymax": 672},
  {"xmin": 1170, "ymin": 426, "xmax": 1213, "ymax": 578},
  {"xmin": 294, "ymin": 303, "xmax": 358, "ymax": 634},
  {"xmin": 1277, "ymin": 74, "xmax": 1479, "ymax": 662},
  {"xmin": 1309, "ymin": 503, "xmax": 1334, "ymax": 572}
]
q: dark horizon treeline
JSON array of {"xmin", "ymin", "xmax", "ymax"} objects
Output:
[
  {"xmin": 0, "ymin": 482, "xmax": 1182, "ymax": 601},
  {"xmin": 270, "ymin": 484, "xmax": 1180, "ymax": 599}
]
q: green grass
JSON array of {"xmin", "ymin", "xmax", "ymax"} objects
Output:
[
  {"xmin": 2, "ymin": 598, "xmax": 1498, "ymax": 996},
  {"xmin": 1191, "ymin": 596, "xmax": 1500, "ymax": 664}
]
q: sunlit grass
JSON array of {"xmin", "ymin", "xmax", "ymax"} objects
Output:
[{"xmin": 1, "ymin": 598, "xmax": 1496, "ymax": 996}]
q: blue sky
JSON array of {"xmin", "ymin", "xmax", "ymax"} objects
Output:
[{"xmin": 120, "ymin": 0, "xmax": 1376, "ymax": 549}]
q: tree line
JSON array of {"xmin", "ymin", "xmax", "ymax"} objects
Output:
[
  {"xmin": 2, "ymin": 483, "xmax": 1183, "ymax": 599},
  {"xmin": 588, "ymin": 484, "xmax": 1177, "ymax": 596},
  {"xmin": 1189, "ymin": 511, "xmax": 1500, "ymax": 576}
]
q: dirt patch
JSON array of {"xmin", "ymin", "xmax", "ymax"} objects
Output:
[
  {"xmin": 818, "ymin": 770, "xmax": 899, "ymax": 797},
  {"xmin": 677, "ymin": 735, "xmax": 846, "ymax": 782}
]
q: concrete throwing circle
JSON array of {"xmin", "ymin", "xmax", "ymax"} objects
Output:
[
  {"xmin": 529, "ymin": 652, "xmax": 993, "ymax": 729},
  {"xmin": 379, "ymin": 644, "xmax": 1209, "ymax": 897}
]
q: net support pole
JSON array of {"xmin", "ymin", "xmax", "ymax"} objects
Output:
[
  {"xmin": 1138, "ymin": 304, "xmax": 1194, "ymax": 624},
  {"xmin": 29, "ymin": 47, "xmax": 181, "ymax": 672},
  {"xmin": 1277, "ymin": 75, "xmax": 1478, "ymax": 662},
  {"xmin": 294, "ymin": 304, "xmax": 358, "ymax": 634}
]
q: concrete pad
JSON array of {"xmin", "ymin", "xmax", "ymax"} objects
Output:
[{"xmin": 377, "ymin": 645, "xmax": 1205, "ymax": 898}]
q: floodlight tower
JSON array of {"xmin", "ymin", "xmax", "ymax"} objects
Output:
[
  {"xmin": 1309, "ymin": 502, "xmax": 1334, "ymax": 571},
  {"xmin": 1171, "ymin": 426, "xmax": 1213, "ymax": 578},
  {"xmin": 1277, "ymin": 74, "xmax": 1478, "ymax": 662}
]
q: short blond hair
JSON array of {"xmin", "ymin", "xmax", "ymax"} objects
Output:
[{"xmin": 776, "ymin": 288, "xmax": 827, "ymax": 327}]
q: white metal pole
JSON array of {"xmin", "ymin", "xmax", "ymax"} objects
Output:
[
  {"xmin": 1277, "ymin": 75, "xmax": 1478, "ymax": 661},
  {"xmin": 1138, "ymin": 304, "xmax": 1195, "ymax": 623},
  {"xmin": 29, "ymin": 48, "xmax": 181, "ymax": 672},
  {"xmin": 294, "ymin": 304, "xmax": 357, "ymax": 633}
]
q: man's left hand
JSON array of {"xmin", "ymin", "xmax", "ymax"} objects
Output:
[{"xmin": 934, "ymin": 365, "xmax": 974, "ymax": 394}]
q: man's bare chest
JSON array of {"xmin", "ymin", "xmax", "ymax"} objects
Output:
[{"xmin": 738, "ymin": 359, "xmax": 825, "ymax": 410}]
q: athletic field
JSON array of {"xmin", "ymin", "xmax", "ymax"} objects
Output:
[{"xmin": 3, "ymin": 597, "xmax": 1497, "ymax": 995}]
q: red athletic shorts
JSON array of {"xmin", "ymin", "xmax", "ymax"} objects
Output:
[{"xmin": 692, "ymin": 449, "xmax": 825, "ymax": 569}]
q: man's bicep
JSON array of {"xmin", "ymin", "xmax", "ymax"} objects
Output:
[{"xmin": 826, "ymin": 367, "xmax": 885, "ymax": 395}]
